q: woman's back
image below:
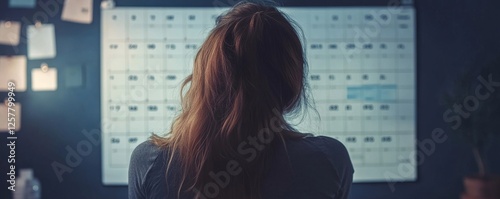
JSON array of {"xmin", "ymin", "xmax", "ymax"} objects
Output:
[
  {"xmin": 128, "ymin": 1, "xmax": 354, "ymax": 198},
  {"xmin": 129, "ymin": 136, "xmax": 353, "ymax": 199}
]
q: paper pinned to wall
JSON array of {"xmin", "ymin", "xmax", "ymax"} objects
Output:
[
  {"xmin": 8, "ymin": 0, "xmax": 36, "ymax": 8},
  {"xmin": 32, "ymin": 67, "xmax": 58, "ymax": 91},
  {"xmin": 0, "ymin": 21, "xmax": 21, "ymax": 46},
  {"xmin": 62, "ymin": 0, "xmax": 93, "ymax": 24},
  {"xmin": 0, "ymin": 56, "xmax": 27, "ymax": 92},
  {"xmin": 28, "ymin": 24, "xmax": 57, "ymax": 60},
  {"xmin": 0, "ymin": 102, "xmax": 21, "ymax": 132}
]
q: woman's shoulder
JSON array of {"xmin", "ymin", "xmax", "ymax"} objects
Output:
[
  {"xmin": 129, "ymin": 140, "xmax": 178, "ymax": 198},
  {"xmin": 306, "ymin": 136, "xmax": 351, "ymax": 160},
  {"xmin": 299, "ymin": 135, "xmax": 346, "ymax": 148},
  {"xmin": 129, "ymin": 140, "xmax": 165, "ymax": 184},
  {"xmin": 286, "ymin": 135, "xmax": 348, "ymax": 154},
  {"xmin": 131, "ymin": 140, "xmax": 163, "ymax": 163},
  {"xmin": 272, "ymin": 135, "xmax": 353, "ymax": 198},
  {"xmin": 284, "ymin": 135, "xmax": 354, "ymax": 173}
]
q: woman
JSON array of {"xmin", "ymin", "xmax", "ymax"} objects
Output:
[{"xmin": 129, "ymin": 1, "xmax": 353, "ymax": 199}]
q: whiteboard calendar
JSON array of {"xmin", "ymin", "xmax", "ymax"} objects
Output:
[{"xmin": 101, "ymin": 7, "xmax": 416, "ymax": 185}]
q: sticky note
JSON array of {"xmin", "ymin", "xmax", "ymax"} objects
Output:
[
  {"xmin": 0, "ymin": 56, "xmax": 27, "ymax": 92},
  {"xmin": 64, "ymin": 65, "xmax": 84, "ymax": 88},
  {"xmin": 62, "ymin": 0, "xmax": 93, "ymax": 24},
  {"xmin": 0, "ymin": 102, "xmax": 21, "ymax": 132},
  {"xmin": 8, "ymin": 0, "xmax": 36, "ymax": 8},
  {"xmin": 28, "ymin": 24, "xmax": 57, "ymax": 60},
  {"xmin": 0, "ymin": 21, "xmax": 21, "ymax": 46},
  {"xmin": 32, "ymin": 68, "xmax": 58, "ymax": 91}
]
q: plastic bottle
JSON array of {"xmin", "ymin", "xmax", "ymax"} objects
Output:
[{"xmin": 13, "ymin": 169, "xmax": 41, "ymax": 199}]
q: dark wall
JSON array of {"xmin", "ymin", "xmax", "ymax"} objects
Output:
[{"xmin": 1, "ymin": 0, "xmax": 499, "ymax": 198}]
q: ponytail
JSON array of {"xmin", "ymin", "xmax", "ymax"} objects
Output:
[{"xmin": 152, "ymin": 2, "xmax": 310, "ymax": 199}]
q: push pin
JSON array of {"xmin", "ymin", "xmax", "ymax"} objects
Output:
[
  {"xmin": 41, "ymin": 63, "xmax": 49, "ymax": 72},
  {"xmin": 35, "ymin": 21, "xmax": 42, "ymax": 28},
  {"xmin": 4, "ymin": 21, "xmax": 11, "ymax": 28},
  {"xmin": 101, "ymin": 0, "xmax": 115, "ymax": 9}
]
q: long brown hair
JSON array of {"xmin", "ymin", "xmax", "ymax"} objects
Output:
[{"xmin": 152, "ymin": 1, "xmax": 311, "ymax": 198}]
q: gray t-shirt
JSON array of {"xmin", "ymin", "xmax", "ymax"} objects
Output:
[{"xmin": 129, "ymin": 135, "xmax": 354, "ymax": 199}]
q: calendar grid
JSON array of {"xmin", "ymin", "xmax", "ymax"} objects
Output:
[{"xmin": 101, "ymin": 7, "xmax": 416, "ymax": 184}]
